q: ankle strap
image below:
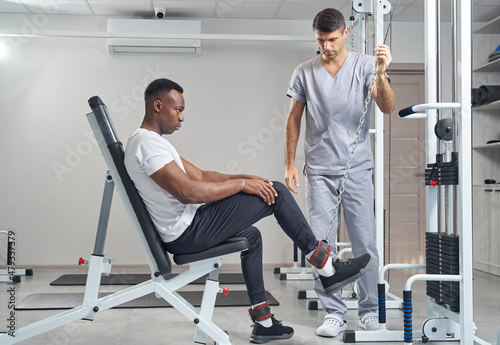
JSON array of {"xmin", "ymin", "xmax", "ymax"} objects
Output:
[
  {"xmin": 308, "ymin": 240, "xmax": 331, "ymax": 269},
  {"xmin": 248, "ymin": 302, "xmax": 272, "ymax": 322}
]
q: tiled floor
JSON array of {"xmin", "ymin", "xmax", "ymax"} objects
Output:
[{"xmin": 1, "ymin": 265, "xmax": 499, "ymax": 345}]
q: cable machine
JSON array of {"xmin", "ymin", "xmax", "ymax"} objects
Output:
[{"xmin": 344, "ymin": 0, "xmax": 492, "ymax": 343}]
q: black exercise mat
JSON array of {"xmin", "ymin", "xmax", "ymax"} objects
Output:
[
  {"xmin": 15, "ymin": 290, "xmax": 278, "ymax": 310},
  {"xmin": 50, "ymin": 273, "xmax": 245, "ymax": 286}
]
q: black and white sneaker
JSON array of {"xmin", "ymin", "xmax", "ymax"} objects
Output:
[
  {"xmin": 319, "ymin": 254, "xmax": 371, "ymax": 295},
  {"xmin": 250, "ymin": 316, "xmax": 294, "ymax": 344}
]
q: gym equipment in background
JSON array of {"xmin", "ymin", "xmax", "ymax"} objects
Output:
[
  {"xmin": 344, "ymin": 0, "xmax": 491, "ymax": 342},
  {"xmin": 0, "ymin": 230, "xmax": 33, "ymax": 284}
]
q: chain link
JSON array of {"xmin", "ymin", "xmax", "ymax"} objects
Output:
[
  {"xmin": 324, "ymin": 61, "xmax": 380, "ymax": 242},
  {"xmin": 350, "ymin": 17, "xmax": 355, "ymax": 52}
]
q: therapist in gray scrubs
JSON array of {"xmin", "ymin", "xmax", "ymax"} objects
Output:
[{"xmin": 284, "ymin": 8, "xmax": 395, "ymax": 338}]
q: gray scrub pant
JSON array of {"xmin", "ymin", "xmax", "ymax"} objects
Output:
[{"xmin": 305, "ymin": 169, "xmax": 379, "ymax": 319}]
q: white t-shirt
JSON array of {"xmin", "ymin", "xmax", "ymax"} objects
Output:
[{"xmin": 124, "ymin": 128, "xmax": 201, "ymax": 243}]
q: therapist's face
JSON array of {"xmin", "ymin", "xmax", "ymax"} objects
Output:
[{"xmin": 315, "ymin": 27, "xmax": 349, "ymax": 60}]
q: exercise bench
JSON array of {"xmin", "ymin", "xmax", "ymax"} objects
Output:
[{"xmin": 0, "ymin": 96, "xmax": 248, "ymax": 345}]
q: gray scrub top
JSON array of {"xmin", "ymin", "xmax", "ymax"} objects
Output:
[{"xmin": 287, "ymin": 52, "xmax": 377, "ymax": 175}]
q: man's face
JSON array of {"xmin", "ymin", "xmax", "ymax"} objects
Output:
[
  {"xmin": 156, "ymin": 90, "xmax": 185, "ymax": 135},
  {"xmin": 314, "ymin": 27, "xmax": 349, "ymax": 60}
]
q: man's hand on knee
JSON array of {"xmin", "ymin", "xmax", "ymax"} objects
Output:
[{"xmin": 243, "ymin": 179, "xmax": 278, "ymax": 205}]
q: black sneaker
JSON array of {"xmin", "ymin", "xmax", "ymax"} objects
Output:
[
  {"xmin": 319, "ymin": 254, "xmax": 371, "ymax": 295},
  {"xmin": 250, "ymin": 316, "xmax": 294, "ymax": 344}
]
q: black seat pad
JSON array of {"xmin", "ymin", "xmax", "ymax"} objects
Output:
[{"xmin": 172, "ymin": 237, "xmax": 249, "ymax": 265}]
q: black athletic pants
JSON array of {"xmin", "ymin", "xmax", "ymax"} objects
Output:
[{"xmin": 163, "ymin": 181, "xmax": 318, "ymax": 305}]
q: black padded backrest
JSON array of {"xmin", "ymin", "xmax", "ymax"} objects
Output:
[{"xmin": 88, "ymin": 96, "xmax": 172, "ymax": 276}]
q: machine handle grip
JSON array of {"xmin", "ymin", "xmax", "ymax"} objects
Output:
[
  {"xmin": 399, "ymin": 102, "xmax": 461, "ymax": 118},
  {"xmin": 398, "ymin": 106, "xmax": 415, "ymax": 117}
]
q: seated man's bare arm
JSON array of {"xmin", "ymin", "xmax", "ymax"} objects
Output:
[
  {"xmin": 150, "ymin": 160, "xmax": 278, "ymax": 205},
  {"xmin": 181, "ymin": 157, "xmax": 275, "ymax": 184}
]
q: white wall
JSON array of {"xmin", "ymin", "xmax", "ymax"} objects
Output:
[{"xmin": 0, "ymin": 14, "xmax": 430, "ymax": 267}]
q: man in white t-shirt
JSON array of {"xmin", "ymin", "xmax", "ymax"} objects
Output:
[{"xmin": 124, "ymin": 78, "xmax": 372, "ymax": 343}]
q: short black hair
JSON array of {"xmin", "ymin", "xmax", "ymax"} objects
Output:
[
  {"xmin": 144, "ymin": 78, "xmax": 184, "ymax": 102},
  {"xmin": 313, "ymin": 8, "xmax": 345, "ymax": 33}
]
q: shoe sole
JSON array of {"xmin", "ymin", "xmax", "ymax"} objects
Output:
[
  {"xmin": 316, "ymin": 326, "xmax": 347, "ymax": 338},
  {"xmin": 250, "ymin": 332, "xmax": 294, "ymax": 344},
  {"xmin": 324, "ymin": 257, "xmax": 372, "ymax": 295}
]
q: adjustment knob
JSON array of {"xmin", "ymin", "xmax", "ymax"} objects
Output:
[{"xmin": 220, "ymin": 287, "xmax": 229, "ymax": 296}]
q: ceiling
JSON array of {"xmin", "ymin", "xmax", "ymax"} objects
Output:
[{"xmin": 0, "ymin": 0, "xmax": 498, "ymax": 24}]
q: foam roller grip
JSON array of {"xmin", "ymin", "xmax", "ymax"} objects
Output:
[
  {"xmin": 403, "ymin": 290, "xmax": 413, "ymax": 343},
  {"xmin": 378, "ymin": 283, "xmax": 387, "ymax": 324},
  {"xmin": 398, "ymin": 105, "xmax": 415, "ymax": 117}
]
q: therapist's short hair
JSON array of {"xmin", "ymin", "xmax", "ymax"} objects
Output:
[{"xmin": 313, "ymin": 8, "xmax": 346, "ymax": 33}]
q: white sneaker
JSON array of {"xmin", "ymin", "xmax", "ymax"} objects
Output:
[
  {"xmin": 316, "ymin": 316, "xmax": 347, "ymax": 337},
  {"xmin": 359, "ymin": 313, "xmax": 379, "ymax": 331}
]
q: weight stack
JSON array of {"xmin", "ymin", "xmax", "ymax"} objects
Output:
[
  {"xmin": 425, "ymin": 152, "xmax": 459, "ymax": 186},
  {"xmin": 425, "ymin": 232, "xmax": 460, "ymax": 312}
]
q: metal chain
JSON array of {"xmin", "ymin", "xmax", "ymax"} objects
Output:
[
  {"xmin": 324, "ymin": 61, "xmax": 380, "ymax": 242},
  {"xmin": 349, "ymin": 15, "xmax": 355, "ymax": 52}
]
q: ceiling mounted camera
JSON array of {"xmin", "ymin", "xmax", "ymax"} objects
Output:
[{"xmin": 155, "ymin": 7, "xmax": 165, "ymax": 19}]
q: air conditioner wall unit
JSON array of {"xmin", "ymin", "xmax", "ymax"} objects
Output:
[{"xmin": 107, "ymin": 19, "xmax": 201, "ymax": 56}]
